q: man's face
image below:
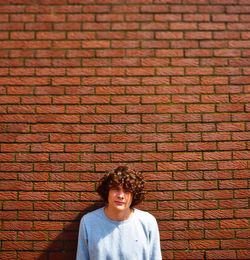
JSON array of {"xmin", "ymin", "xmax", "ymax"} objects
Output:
[{"xmin": 108, "ymin": 185, "xmax": 133, "ymax": 212}]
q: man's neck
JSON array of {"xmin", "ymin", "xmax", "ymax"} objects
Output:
[{"xmin": 104, "ymin": 206, "xmax": 132, "ymax": 221}]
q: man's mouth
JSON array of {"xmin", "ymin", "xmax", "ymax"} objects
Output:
[{"xmin": 115, "ymin": 201, "xmax": 124, "ymax": 205}]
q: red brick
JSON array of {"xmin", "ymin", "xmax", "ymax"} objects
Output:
[
  {"xmin": 173, "ymin": 114, "xmax": 201, "ymax": 123},
  {"xmin": 16, "ymin": 153, "xmax": 49, "ymax": 162},
  {"xmin": 111, "ymin": 115, "xmax": 140, "ymax": 123},
  {"xmin": 109, "ymin": 133, "xmax": 137, "ymax": 142},
  {"xmin": 18, "ymin": 211, "xmax": 48, "ymax": 221},
  {"xmin": 232, "ymin": 132, "xmax": 250, "ymax": 141},
  {"xmin": 3, "ymin": 201, "xmax": 33, "ymax": 210},
  {"xmin": 34, "ymin": 202, "xmax": 64, "ymax": 211},
  {"xmin": 222, "ymin": 239, "xmax": 250, "ymax": 249},
  {"xmin": 161, "ymin": 240, "xmax": 188, "ymax": 250},
  {"xmin": 237, "ymin": 250, "xmax": 250, "ymax": 259},
  {"xmin": 0, "ymin": 191, "xmax": 17, "ymax": 200},
  {"xmin": 219, "ymin": 199, "xmax": 248, "ymax": 209},
  {"xmin": 34, "ymin": 163, "xmax": 64, "ymax": 172},
  {"xmin": 232, "ymin": 207, "xmax": 250, "ymax": 220},
  {"xmin": 1, "ymin": 211, "xmax": 17, "ymax": 220},
  {"xmin": 157, "ymin": 105, "xmax": 184, "ymax": 114},
  {"xmin": 96, "ymin": 105, "xmax": 125, "ymax": 115},
  {"xmin": 156, "ymin": 31, "xmax": 183, "ymax": 40},
  {"xmin": 156, "ymin": 50, "xmax": 183, "ymax": 58},
  {"xmin": 3, "ymin": 241, "xmax": 33, "ymax": 250},
  {"xmin": 189, "ymin": 200, "xmax": 217, "ymax": 210},
  {"xmin": 220, "ymin": 219, "xmax": 249, "ymax": 229},
  {"xmin": 205, "ymin": 209, "xmax": 234, "ymax": 219},
  {"xmin": 111, "ymin": 57, "xmax": 140, "ymax": 67},
  {"xmin": 190, "ymin": 220, "xmax": 218, "ymax": 230},
  {"xmin": 18, "ymin": 231, "xmax": 47, "ymax": 241},
  {"xmin": 0, "ymin": 231, "xmax": 17, "ymax": 241},
  {"xmin": 19, "ymin": 192, "xmax": 48, "ymax": 201},
  {"xmin": 205, "ymin": 190, "xmax": 233, "ymax": 199},
  {"xmin": 0, "ymin": 181, "xmax": 32, "ymax": 191},
  {"xmin": 33, "ymin": 221, "xmax": 63, "ymax": 231},
  {"xmin": 218, "ymin": 160, "xmax": 248, "ymax": 170},
  {"xmin": 201, "ymin": 57, "xmax": 228, "ymax": 66},
  {"xmin": 173, "ymin": 152, "xmax": 202, "ymax": 161},
  {"xmin": 112, "ymin": 152, "xmax": 140, "ymax": 161},
  {"xmin": 48, "ymin": 212, "xmax": 78, "ymax": 221},
  {"xmin": 3, "ymin": 221, "xmax": 32, "ymax": 231},
  {"xmin": 64, "ymin": 163, "xmax": 93, "ymax": 172},
  {"xmin": 174, "ymin": 171, "xmax": 202, "ymax": 180},
  {"xmin": 81, "ymin": 153, "xmax": 110, "ymax": 162},
  {"xmin": 174, "ymin": 251, "xmax": 205, "ymax": 260},
  {"xmin": 158, "ymin": 162, "xmax": 187, "ymax": 171},
  {"xmin": 34, "ymin": 182, "xmax": 63, "ymax": 191},
  {"xmin": 236, "ymin": 229, "xmax": 250, "ymax": 239},
  {"xmin": 174, "ymin": 230, "xmax": 204, "ymax": 240},
  {"xmin": 159, "ymin": 201, "xmax": 187, "ymax": 210},
  {"xmin": 170, "ymin": 22, "xmax": 197, "ymax": 30},
  {"xmin": 188, "ymin": 180, "xmax": 217, "ymax": 190},
  {"xmin": 203, "ymin": 132, "xmax": 231, "ymax": 141},
  {"xmin": 187, "ymin": 123, "xmax": 215, "ymax": 132},
  {"xmin": 206, "ymin": 250, "xmax": 237, "ymax": 259},
  {"xmin": 174, "ymin": 210, "xmax": 203, "ymax": 220},
  {"xmin": 161, "ymin": 121, "xmax": 186, "ymax": 132},
  {"xmin": 157, "ymin": 68, "xmax": 184, "ymax": 77},
  {"xmin": 219, "ymin": 180, "xmax": 248, "ymax": 189},
  {"xmin": 157, "ymin": 142, "xmax": 186, "ymax": 152},
  {"xmin": 204, "ymin": 151, "xmax": 232, "ymax": 161},
  {"xmin": 190, "ymin": 240, "xmax": 219, "ymax": 250}
]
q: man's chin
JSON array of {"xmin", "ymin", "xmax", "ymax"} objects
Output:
[{"xmin": 115, "ymin": 205, "xmax": 125, "ymax": 210}]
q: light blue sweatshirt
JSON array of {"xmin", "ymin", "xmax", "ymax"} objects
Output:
[{"xmin": 76, "ymin": 207, "xmax": 162, "ymax": 260}]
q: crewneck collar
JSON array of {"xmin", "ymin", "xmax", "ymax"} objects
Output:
[{"xmin": 102, "ymin": 207, "xmax": 135, "ymax": 224}]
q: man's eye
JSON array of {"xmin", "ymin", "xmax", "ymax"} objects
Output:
[{"xmin": 111, "ymin": 187, "xmax": 119, "ymax": 191}]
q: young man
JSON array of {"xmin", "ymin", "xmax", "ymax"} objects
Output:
[{"xmin": 76, "ymin": 166, "xmax": 162, "ymax": 260}]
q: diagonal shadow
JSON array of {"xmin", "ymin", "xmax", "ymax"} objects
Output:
[{"xmin": 37, "ymin": 201, "xmax": 105, "ymax": 260}]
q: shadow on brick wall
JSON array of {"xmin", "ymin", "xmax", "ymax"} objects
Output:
[{"xmin": 37, "ymin": 201, "xmax": 104, "ymax": 260}]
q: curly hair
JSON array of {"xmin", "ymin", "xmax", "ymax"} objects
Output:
[{"xmin": 96, "ymin": 166, "xmax": 146, "ymax": 208}]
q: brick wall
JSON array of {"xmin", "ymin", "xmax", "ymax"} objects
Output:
[{"xmin": 0, "ymin": 0, "xmax": 249, "ymax": 259}]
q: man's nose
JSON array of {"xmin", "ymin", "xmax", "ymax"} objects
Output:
[{"xmin": 117, "ymin": 190, "xmax": 125, "ymax": 199}]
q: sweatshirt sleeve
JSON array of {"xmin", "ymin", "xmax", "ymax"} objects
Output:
[
  {"xmin": 76, "ymin": 217, "xmax": 89, "ymax": 260},
  {"xmin": 149, "ymin": 216, "xmax": 162, "ymax": 260}
]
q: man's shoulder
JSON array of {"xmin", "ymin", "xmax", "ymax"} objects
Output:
[
  {"xmin": 82, "ymin": 207, "xmax": 104, "ymax": 222},
  {"xmin": 134, "ymin": 208, "xmax": 157, "ymax": 223}
]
